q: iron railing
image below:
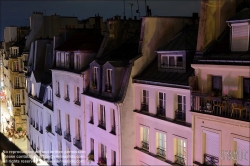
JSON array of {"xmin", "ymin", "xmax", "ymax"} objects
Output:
[
  {"xmin": 141, "ymin": 103, "xmax": 149, "ymax": 112},
  {"xmin": 73, "ymin": 134, "xmax": 82, "ymax": 150},
  {"xmin": 157, "ymin": 106, "xmax": 165, "ymax": 116},
  {"xmin": 99, "ymin": 119, "xmax": 106, "ymax": 129},
  {"xmin": 156, "ymin": 147, "xmax": 166, "ymax": 158},
  {"xmin": 175, "ymin": 154, "xmax": 186, "ymax": 165},
  {"xmin": 55, "ymin": 124, "xmax": 62, "ymax": 135},
  {"xmin": 89, "ymin": 116, "xmax": 94, "ymax": 124},
  {"xmin": 175, "ymin": 110, "xmax": 186, "ymax": 121},
  {"xmin": 141, "ymin": 141, "xmax": 149, "ymax": 151},
  {"xmin": 204, "ymin": 154, "xmax": 219, "ymax": 166},
  {"xmin": 64, "ymin": 130, "xmax": 71, "ymax": 142},
  {"xmin": 110, "ymin": 125, "xmax": 116, "ymax": 134}
]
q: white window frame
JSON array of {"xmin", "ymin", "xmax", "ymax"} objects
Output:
[
  {"xmin": 140, "ymin": 125, "xmax": 150, "ymax": 150},
  {"xmin": 158, "ymin": 92, "xmax": 166, "ymax": 108},
  {"xmin": 161, "ymin": 55, "xmax": 183, "ymax": 67},
  {"xmin": 16, "ymin": 94, "xmax": 20, "ymax": 106},
  {"xmin": 142, "ymin": 90, "xmax": 149, "ymax": 104}
]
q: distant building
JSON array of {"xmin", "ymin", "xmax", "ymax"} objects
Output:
[{"xmin": 192, "ymin": 5, "xmax": 250, "ymax": 166}]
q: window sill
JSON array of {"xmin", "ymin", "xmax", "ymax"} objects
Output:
[
  {"xmin": 89, "ymin": 120, "xmax": 94, "ymax": 124},
  {"xmin": 109, "ymin": 130, "xmax": 116, "ymax": 135}
]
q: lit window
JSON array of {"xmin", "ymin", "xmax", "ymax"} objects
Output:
[
  {"xmin": 140, "ymin": 126, "xmax": 149, "ymax": 151},
  {"xmin": 231, "ymin": 24, "xmax": 249, "ymax": 52},
  {"xmin": 156, "ymin": 132, "xmax": 166, "ymax": 158}
]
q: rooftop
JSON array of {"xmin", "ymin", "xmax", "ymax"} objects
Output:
[
  {"xmin": 157, "ymin": 25, "xmax": 199, "ymax": 51},
  {"xmin": 227, "ymin": 8, "xmax": 250, "ymax": 23}
]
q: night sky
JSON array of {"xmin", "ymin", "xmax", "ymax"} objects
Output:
[{"xmin": 0, "ymin": 0, "xmax": 201, "ymax": 41}]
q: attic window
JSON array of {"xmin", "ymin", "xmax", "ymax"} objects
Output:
[
  {"xmin": 105, "ymin": 69, "xmax": 112, "ymax": 93},
  {"xmin": 161, "ymin": 55, "xmax": 183, "ymax": 68},
  {"xmin": 231, "ymin": 23, "xmax": 249, "ymax": 52}
]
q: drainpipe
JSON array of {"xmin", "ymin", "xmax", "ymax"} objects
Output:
[{"xmin": 115, "ymin": 102, "xmax": 122, "ymax": 166}]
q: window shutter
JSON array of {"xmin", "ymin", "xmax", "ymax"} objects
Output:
[
  {"xmin": 205, "ymin": 131, "xmax": 219, "ymax": 158},
  {"xmin": 234, "ymin": 138, "xmax": 250, "ymax": 165},
  {"xmin": 231, "ymin": 25, "xmax": 249, "ymax": 51}
]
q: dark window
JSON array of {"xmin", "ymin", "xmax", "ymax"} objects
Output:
[
  {"xmin": 169, "ymin": 57, "xmax": 175, "ymax": 67},
  {"xmin": 212, "ymin": 76, "xmax": 222, "ymax": 94},
  {"xmin": 243, "ymin": 78, "xmax": 250, "ymax": 99},
  {"xmin": 177, "ymin": 57, "xmax": 183, "ymax": 67}
]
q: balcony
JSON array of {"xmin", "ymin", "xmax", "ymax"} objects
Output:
[
  {"xmin": 175, "ymin": 110, "xmax": 186, "ymax": 121},
  {"xmin": 89, "ymin": 116, "xmax": 94, "ymax": 124},
  {"xmin": 73, "ymin": 135, "xmax": 82, "ymax": 150},
  {"xmin": 141, "ymin": 103, "xmax": 149, "ymax": 112},
  {"xmin": 55, "ymin": 124, "xmax": 62, "ymax": 135},
  {"xmin": 64, "ymin": 130, "xmax": 71, "ymax": 142},
  {"xmin": 110, "ymin": 125, "xmax": 116, "ymax": 135},
  {"xmin": 141, "ymin": 141, "xmax": 149, "ymax": 151},
  {"xmin": 175, "ymin": 154, "xmax": 186, "ymax": 166},
  {"xmin": 98, "ymin": 119, "xmax": 106, "ymax": 130},
  {"xmin": 35, "ymin": 123, "xmax": 39, "ymax": 130},
  {"xmin": 204, "ymin": 154, "xmax": 219, "ymax": 166},
  {"xmin": 64, "ymin": 96, "xmax": 70, "ymax": 101},
  {"xmin": 191, "ymin": 92, "xmax": 250, "ymax": 122},
  {"xmin": 39, "ymin": 125, "xmax": 43, "ymax": 134},
  {"xmin": 157, "ymin": 106, "xmax": 165, "ymax": 116},
  {"xmin": 98, "ymin": 157, "xmax": 107, "ymax": 166},
  {"xmin": 46, "ymin": 124, "xmax": 52, "ymax": 133},
  {"xmin": 74, "ymin": 100, "xmax": 81, "ymax": 106},
  {"xmin": 156, "ymin": 147, "xmax": 166, "ymax": 158},
  {"xmin": 105, "ymin": 85, "xmax": 112, "ymax": 93}
]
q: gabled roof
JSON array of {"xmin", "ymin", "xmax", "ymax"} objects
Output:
[
  {"xmin": 157, "ymin": 25, "xmax": 199, "ymax": 51},
  {"xmin": 133, "ymin": 58, "xmax": 194, "ymax": 88},
  {"xmin": 55, "ymin": 33, "xmax": 104, "ymax": 52},
  {"xmin": 227, "ymin": 8, "xmax": 250, "ymax": 23}
]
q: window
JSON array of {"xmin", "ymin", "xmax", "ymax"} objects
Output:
[
  {"xmin": 212, "ymin": 76, "xmax": 222, "ymax": 95},
  {"xmin": 57, "ymin": 110, "xmax": 61, "ymax": 126},
  {"xmin": 89, "ymin": 101, "xmax": 94, "ymax": 124},
  {"xmin": 76, "ymin": 54, "xmax": 80, "ymax": 69},
  {"xmin": 14, "ymin": 61, "xmax": 19, "ymax": 71},
  {"xmin": 57, "ymin": 52, "xmax": 61, "ymax": 66},
  {"xmin": 161, "ymin": 55, "xmax": 183, "ymax": 67},
  {"xmin": 66, "ymin": 114, "xmax": 70, "ymax": 131},
  {"xmin": 101, "ymin": 144, "xmax": 107, "ymax": 158},
  {"xmin": 112, "ymin": 150, "xmax": 116, "ymax": 166},
  {"xmin": 90, "ymin": 138, "xmax": 94, "ymax": 151},
  {"xmin": 65, "ymin": 53, "xmax": 70, "ymax": 68},
  {"xmin": 176, "ymin": 95, "xmax": 186, "ymax": 121},
  {"xmin": 48, "ymin": 88, "xmax": 53, "ymax": 107},
  {"xmin": 66, "ymin": 146, "xmax": 71, "ymax": 165},
  {"xmin": 61, "ymin": 53, "xmax": 64, "ymax": 67},
  {"xmin": 75, "ymin": 87, "xmax": 80, "ymax": 105},
  {"xmin": 56, "ymin": 81, "xmax": 60, "ymax": 97},
  {"xmin": 65, "ymin": 84, "xmax": 69, "ymax": 101},
  {"xmin": 142, "ymin": 90, "xmax": 149, "ymax": 104},
  {"xmin": 99, "ymin": 105, "xmax": 106, "ymax": 129},
  {"xmin": 15, "ymin": 77, "xmax": 20, "ymax": 87},
  {"xmin": 203, "ymin": 131, "xmax": 219, "ymax": 166},
  {"xmin": 233, "ymin": 138, "xmax": 250, "ymax": 165},
  {"xmin": 106, "ymin": 69, "xmax": 112, "ymax": 92},
  {"xmin": 140, "ymin": 126, "xmax": 149, "ymax": 151},
  {"xmin": 92, "ymin": 67, "xmax": 98, "ymax": 89},
  {"xmin": 76, "ymin": 119, "xmax": 81, "ymax": 138},
  {"xmin": 16, "ymin": 94, "xmax": 20, "ymax": 106},
  {"xmin": 111, "ymin": 109, "xmax": 116, "ymax": 134},
  {"xmin": 243, "ymin": 78, "xmax": 250, "ymax": 99},
  {"xmin": 159, "ymin": 92, "xmax": 166, "ymax": 108},
  {"xmin": 231, "ymin": 24, "xmax": 249, "ymax": 52},
  {"xmin": 22, "ymin": 90, "xmax": 24, "ymax": 100},
  {"xmin": 156, "ymin": 132, "xmax": 166, "ymax": 158},
  {"xmin": 175, "ymin": 139, "xmax": 187, "ymax": 165}
]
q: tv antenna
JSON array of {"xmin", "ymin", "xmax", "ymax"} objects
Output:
[
  {"xmin": 128, "ymin": 3, "xmax": 134, "ymax": 18},
  {"xmin": 136, "ymin": 0, "xmax": 140, "ymax": 17}
]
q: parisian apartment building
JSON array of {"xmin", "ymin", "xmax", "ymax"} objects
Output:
[{"xmin": 0, "ymin": 0, "xmax": 250, "ymax": 166}]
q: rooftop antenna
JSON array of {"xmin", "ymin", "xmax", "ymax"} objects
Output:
[
  {"xmin": 128, "ymin": 3, "xmax": 134, "ymax": 18},
  {"xmin": 123, "ymin": 0, "xmax": 126, "ymax": 17},
  {"xmin": 136, "ymin": 0, "xmax": 140, "ymax": 17}
]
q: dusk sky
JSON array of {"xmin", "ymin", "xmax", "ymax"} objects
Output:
[{"xmin": 0, "ymin": 0, "xmax": 201, "ymax": 41}]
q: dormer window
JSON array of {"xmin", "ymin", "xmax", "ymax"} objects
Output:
[
  {"xmin": 231, "ymin": 23, "xmax": 249, "ymax": 52},
  {"xmin": 48, "ymin": 88, "xmax": 53, "ymax": 107},
  {"xmin": 92, "ymin": 67, "xmax": 98, "ymax": 89},
  {"xmin": 65, "ymin": 53, "xmax": 70, "ymax": 68},
  {"xmin": 105, "ymin": 69, "xmax": 112, "ymax": 92},
  {"xmin": 75, "ymin": 54, "xmax": 80, "ymax": 69},
  {"xmin": 14, "ymin": 61, "xmax": 19, "ymax": 71},
  {"xmin": 161, "ymin": 55, "xmax": 183, "ymax": 68},
  {"xmin": 57, "ymin": 52, "xmax": 61, "ymax": 67}
]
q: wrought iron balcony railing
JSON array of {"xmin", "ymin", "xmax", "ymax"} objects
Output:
[
  {"xmin": 73, "ymin": 135, "xmax": 82, "ymax": 150},
  {"xmin": 110, "ymin": 125, "xmax": 116, "ymax": 134},
  {"xmin": 141, "ymin": 103, "xmax": 149, "ymax": 112},
  {"xmin": 55, "ymin": 124, "xmax": 62, "ymax": 135},
  {"xmin": 191, "ymin": 92, "xmax": 250, "ymax": 122},
  {"xmin": 175, "ymin": 154, "xmax": 186, "ymax": 165},
  {"xmin": 39, "ymin": 125, "xmax": 43, "ymax": 134},
  {"xmin": 89, "ymin": 116, "xmax": 94, "ymax": 124},
  {"xmin": 98, "ymin": 119, "xmax": 106, "ymax": 129},
  {"xmin": 64, "ymin": 130, "xmax": 71, "ymax": 142},
  {"xmin": 204, "ymin": 154, "xmax": 219, "ymax": 166},
  {"xmin": 175, "ymin": 110, "xmax": 186, "ymax": 121},
  {"xmin": 156, "ymin": 147, "xmax": 166, "ymax": 158},
  {"xmin": 157, "ymin": 106, "xmax": 165, "ymax": 116},
  {"xmin": 35, "ymin": 123, "xmax": 39, "ymax": 130},
  {"xmin": 141, "ymin": 141, "xmax": 149, "ymax": 151}
]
